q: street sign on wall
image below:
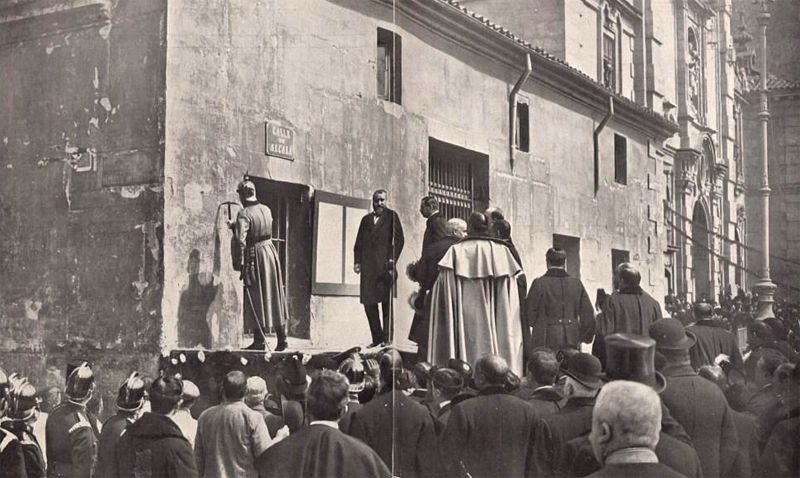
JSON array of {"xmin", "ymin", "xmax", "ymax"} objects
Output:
[{"xmin": 265, "ymin": 122, "xmax": 295, "ymax": 160}]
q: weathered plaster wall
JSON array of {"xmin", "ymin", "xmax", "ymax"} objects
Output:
[
  {"xmin": 0, "ymin": 0, "xmax": 167, "ymax": 418},
  {"xmin": 163, "ymin": 0, "xmax": 666, "ymax": 352}
]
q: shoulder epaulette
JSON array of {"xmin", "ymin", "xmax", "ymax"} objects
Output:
[{"xmin": 68, "ymin": 412, "xmax": 92, "ymax": 434}]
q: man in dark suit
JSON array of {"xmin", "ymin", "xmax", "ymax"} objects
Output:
[
  {"xmin": 419, "ymin": 196, "xmax": 447, "ymax": 256},
  {"xmin": 535, "ymin": 353, "xmax": 604, "ymax": 477},
  {"xmin": 354, "ymin": 189, "xmax": 405, "ymax": 346},
  {"xmin": 255, "ymin": 370, "xmax": 390, "ymax": 478},
  {"xmin": 347, "ymin": 350, "xmax": 442, "ymax": 478},
  {"xmin": 441, "ymin": 354, "xmax": 542, "ymax": 478},
  {"xmin": 526, "ymin": 248, "xmax": 596, "ymax": 352},
  {"xmin": 687, "ymin": 302, "xmax": 743, "ymax": 371},
  {"xmin": 513, "ymin": 348, "xmax": 562, "ymax": 417},
  {"xmin": 408, "ymin": 219, "xmax": 465, "ymax": 359},
  {"xmin": 586, "ymin": 381, "xmax": 688, "ymax": 478},
  {"xmin": 650, "ymin": 318, "xmax": 739, "ymax": 478},
  {"xmin": 601, "ymin": 263, "xmax": 662, "ymax": 337}
]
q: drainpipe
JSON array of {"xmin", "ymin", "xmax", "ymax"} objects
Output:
[
  {"xmin": 510, "ymin": 53, "xmax": 532, "ymax": 169},
  {"xmin": 593, "ymin": 96, "xmax": 615, "ymax": 196}
]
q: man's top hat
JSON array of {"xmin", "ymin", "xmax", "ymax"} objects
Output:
[
  {"xmin": 279, "ymin": 356, "xmax": 308, "ymax": 396},
  {"xmin": 116, "ymin": 372, "xmax": 146, "ymax": 412},
  {"xmin": 7, "ymin": 376, "xmax": 39, "ymax": 420},
  {"xmin": 604, "ymin": 333, "xmax": 667, "ymax": 393},
  {"xmin": 649, "ymin": 318, "xmax": 697, "ymax": 350},
  {"xmin": 693, "ymin": 302, "xmax": 713, "ymax": 319},
  {"xmin": 65, "ymin": 362, "xmax": 95, "ymax": 401},
  {"xmin": 561, "ymin": 353, "xmax": 604, "ymax": 390}
]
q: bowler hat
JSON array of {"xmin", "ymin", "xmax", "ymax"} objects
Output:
[
  {"xmin": 603, "ymin": 333, "xmax": 667, "ymax": 393},
  {"xmin": 561, "ymin": 353, "xmax": 604, "ymax": 390},
  {"xmin": 279, "ymin": 356, "xmax": 308, "ymax": 396},
  {"xmin": 413, "ymin": 362, "xmax": 436, "ymax": 386},
  {"xmin": 649, "ymin": 318, "xmax": 697, "ymax": 350},
  {"xmin": 432, "ymin": 368, "xmax": 464, "ymax": 394}
]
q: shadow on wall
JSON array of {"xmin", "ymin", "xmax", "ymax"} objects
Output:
[{"xmin": 177, "ymin": 249, "xmax": 218, "ymax": 348}]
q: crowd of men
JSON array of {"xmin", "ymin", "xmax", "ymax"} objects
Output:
[
  {"xmin": 2, "ymin": 310, "xmax": 799, "ymax": 478},
  {"xmin": 2, "ymin": 189, "xmax": 799, "ymax": 478}
]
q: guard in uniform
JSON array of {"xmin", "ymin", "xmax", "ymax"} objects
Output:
[
  {"xmin": 95, "ymin": 373, "xmax": 146, "ymax": 478},
  {"xmin": 2, "ymin": 374, "xmax": 46, "ymax": 478},
  {"xmin": 231, "ymin": 179, "xmax": 289, "ymax": 351},
  {"xmin": 0, "ymin": 367, "xmax": 28, "ymax": 478},
  {"xmin": 46, "ymin": 361, "xmax": 100, "ymax": 478}
]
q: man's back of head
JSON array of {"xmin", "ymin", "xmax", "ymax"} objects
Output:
[
  {"xmin": 445, "ymin": 218, "xmax": 467, "ymax": 239},
  {"xmin": 475, "ymin": 354, "xmax": 509, "ymax": 389},
  {"xmin": 467, "ymin": 212, "xmax": 489, "ymax": 236},
  {"xmin": 307, "ymin": 370, "xmax": 350, "ymax": 422},
  {"xmin": 590, "ymin": 380, "xmax": 662, "ymax": 463},
  {"xmin": 150, "ymin": 376, "xmax": 184, "ymax": 415},
  {"xmin": 379, "ymin": 349, "xmax": 404, "ymax": 388},
  {"xmin": 614, "ymin": 263, "xmax": 641, "ymax": 289},
  {"xmin": 545, "ymin": 248, "xmax": 567, "ymax": 269},
  {"xmin": 223, "ymin": 371, "xmax": 248, "ymax": 402},
  {"xmin": 527, "ymin": 349, "xmax": 559, "ymax": 386},
  {"xmin": 245, "ymin": 376, "xmax": 268, "ymax": 408}
]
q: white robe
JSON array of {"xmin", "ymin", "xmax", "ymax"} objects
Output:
[{"xmin": 427, "ymin": 238, "xmax": 525, "ymax": 376}]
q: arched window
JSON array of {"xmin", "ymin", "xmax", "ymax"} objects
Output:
[{"xmin": 688, "ymin": 27, "xmax": 703, "ymax": 116}]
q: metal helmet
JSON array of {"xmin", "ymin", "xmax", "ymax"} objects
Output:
[
  {"xmin": 338, "ymin": 355, "xmax": 366, "ymax": 393},
  {"xmin": 236, "ymin": 179, "xmax": 256, "ymax": 199},
  {"xmin": 0, "ymin": 367, "xmax": 9, "ymax": 413},
  {"xmin": 116, "ymin": 372, "xmax": 146, "ymax": 412},
  {"xmin": 7, "ymin": 375, "xmax": 39, "ymax": 420},
  {"xmin": 65, "ymin": 362, "xmax": 95, "ymax": 401}
]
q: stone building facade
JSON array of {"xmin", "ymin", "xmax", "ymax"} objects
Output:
[{"xmin": 7, "ymin": 0, "xmax": 758, "ymax": 403}]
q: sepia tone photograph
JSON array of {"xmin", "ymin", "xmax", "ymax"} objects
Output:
[{"xmin": 1, "ymin": 0, "xmax": 798, "ymax": 476}]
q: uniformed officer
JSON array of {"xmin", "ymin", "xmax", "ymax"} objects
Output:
[
  {"xmin": 2, "ymin": 374, "xmax": 46, "ymax": 478},
  {"xmin": 95, "ymin": 373, "xmax": 146, "ymax": 478},
  {"xmin": 46, "ymin": 360, "xmax": 100, "ymax": 478},
  {"xmin": 0, "ymin": 367, "xmax": 28, "ymax": 478}
]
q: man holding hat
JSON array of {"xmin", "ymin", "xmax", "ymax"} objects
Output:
[
  {"xmin": 1, "ymin": 374, "xmax": 46, "ymax": 478},
  {"xmin": 46, "ymin": 360, "xmax": 99, "ymax": 478},
  {"xmin": 526, "ymin": 248, "xmax": 596, "ymax": 352},
  {"xmin": 96, "ymin": 372, "xmax": 146, "ymax": 478},
  {"xmin": 650, "ymin": 318, "xmax": 739, "ymax": 478},
  {"xmin": 687, "ymin": 302, "xmax": 744, "ymax": 371},
  {"xmin": 231, "ymin": 178, "xmax": 289, "ymax": 351},
  {"xmin": 535, "ymin": 353, "xmax": 604, "ymax": 477},
  {"xmin": 348, "ymin": 349, "xmax": 442, "ymax": 478}
]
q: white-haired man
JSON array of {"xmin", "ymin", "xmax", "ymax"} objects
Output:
[{"xmin": 588, "ymin": 381, "xmax": 687, "ymax": 478}]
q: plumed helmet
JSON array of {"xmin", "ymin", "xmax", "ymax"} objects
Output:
[
  {"xmin": 65, "ymin": 362, "xmax": 95, "ymax": 401},
  {"xmin": 338, "ymin": 355, "xmax": 366, "ymax": 393},
  {"xmin": 0, "ymin": 367, "xmax": 10, "ymax": 410},
  {"xmin": 116, "ymin": 372, "xmax": 146, "ymax": 412},
  {"xmin": 237, "ymin": 179, "xmax": 256, "ymax": 199},
  {"xmin": 7, "ymin": 375, "xmax": 39, "ymax": 420}
]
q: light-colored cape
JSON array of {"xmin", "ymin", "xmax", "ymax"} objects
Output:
[{"xmin": 427, "ymin": 238, "xmax": 525, "ymax": 375}]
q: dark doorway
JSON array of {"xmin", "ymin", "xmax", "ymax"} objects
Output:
[
  {"xmin": 692, "ymin": 201, "xmax": 711, "ymax": 302},
  {"xmin": 553, "ymin": 234, "xmax": 581, "ymax": 279},
  {"xmin": 611, "ymin": 249, "xmax": 630, "ymax": 275},
  {"xmin": 249, "ymin": 176, "xmax": 312, "ymax": 339}
]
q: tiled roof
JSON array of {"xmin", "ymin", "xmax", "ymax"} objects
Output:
[
  {"xmin": 746, "ymin": 73, "xmax": 800, "ymax": 92},
  {"xmin": 437, "ymin": 0, "xmax": 678, "ymax": 129}
]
